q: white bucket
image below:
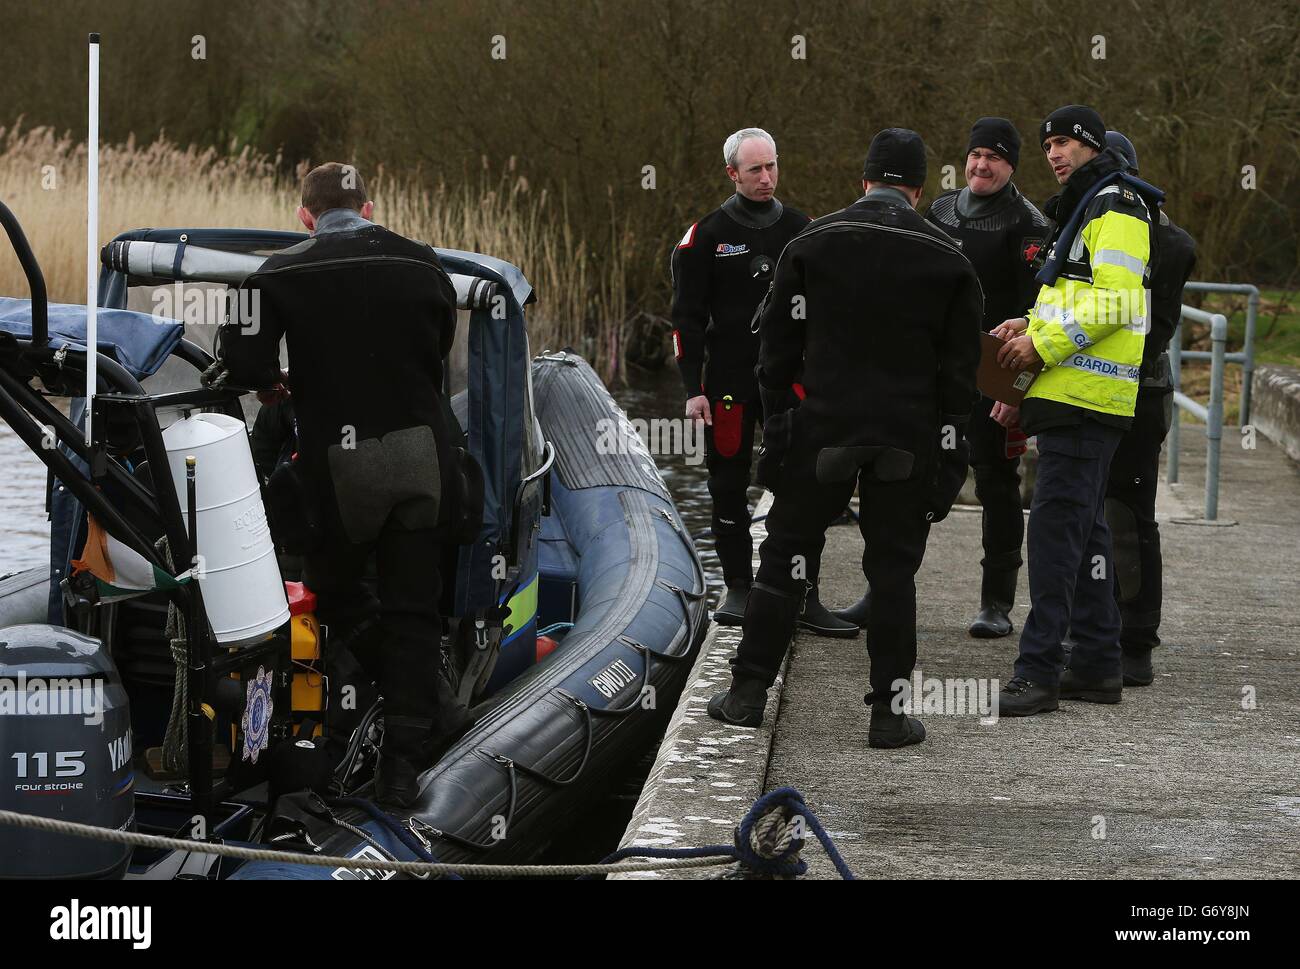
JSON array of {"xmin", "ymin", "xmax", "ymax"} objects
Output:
[{"xmin": 162, "ymin": 412, "xmax": 289, "ymax": 645}]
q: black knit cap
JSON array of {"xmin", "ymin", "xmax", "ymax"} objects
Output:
[
  {"xmin": 1039, "ymin": 104, "xmax": 1106, "ymax": 153},
  {"xmin": 862, "ymin": 127, "xmax": 927, "ymax": 186},
  {"xmin": 967, "ymin": 117, "xmax": 1021, "ymax": 169}
]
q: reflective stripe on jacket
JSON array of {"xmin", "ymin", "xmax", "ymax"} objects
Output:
[{"xmin": 1026, "ymin": 183, "xmax": 1152, "ymax": 417}]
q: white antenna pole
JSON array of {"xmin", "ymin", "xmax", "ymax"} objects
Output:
[{"xmin": 85, "ymin": 32, "xmax": 100, "ymax": 447}]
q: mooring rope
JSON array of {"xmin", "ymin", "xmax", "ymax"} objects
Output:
[{"xmin": 0, "ymin": 786, "xmax": 854, "ymax": 880}]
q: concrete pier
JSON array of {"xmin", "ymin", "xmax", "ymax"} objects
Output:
[{"xmin": 616, "ymin": 426, "xmax": 1300, "ymax": 879}]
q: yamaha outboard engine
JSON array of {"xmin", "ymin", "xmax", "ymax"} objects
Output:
[{"xmin": 0, "ymin": 624, "xmax": 134, "ymax": 878}]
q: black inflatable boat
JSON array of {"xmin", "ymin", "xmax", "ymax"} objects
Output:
[{"xmin": 0, "ymin": 210, "xmax": 708, "ymax": 878}]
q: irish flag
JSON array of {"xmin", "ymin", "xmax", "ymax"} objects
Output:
[{"xmin": 71, "ymin": 515, "xmax": 194, "ymax": 601}]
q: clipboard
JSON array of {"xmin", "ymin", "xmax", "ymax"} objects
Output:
[{"xmin": 977, "ymin": 331, "xmax": 1042, "ymax": 404}]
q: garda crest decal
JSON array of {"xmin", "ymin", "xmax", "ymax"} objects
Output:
[{"xmin": 241, "ymin": 666, "xmax": 274, "ymax": 764}]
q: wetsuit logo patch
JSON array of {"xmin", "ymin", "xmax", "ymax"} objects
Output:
[{"xmin": 715, "ymin": 243, "xmax": 749, "ymax": 257}]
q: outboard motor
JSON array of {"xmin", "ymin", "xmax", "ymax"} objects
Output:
[{"xmin": 0, "ymin": 624, "xmax": 134, "ymax": 878}]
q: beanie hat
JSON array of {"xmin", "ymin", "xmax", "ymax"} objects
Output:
[
  {"xmin": 1039, "ymin": 105, "xmax": 1106, "ymax": 153},
  {"xmin": 862, "ymin": 127, "xmax": 927, "ymax": 186},
  {"xmin": 967, "ymin": 117, "xmax": 1021, "ymax": 169}
]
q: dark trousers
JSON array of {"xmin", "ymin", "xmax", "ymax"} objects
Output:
[
  {"xmin": 304, "ymin": 512, "xmax": 448, "ymax": 741},
  {"xmin": 1106, "ymin": 388, "xmax": 1172, "ymax": 653},
  {"xmin": 733, "ymin": 448, "xmax": 931, "ymax": 700},
  {"xmin": 968, "ymin": 395, "xmax": 1025, "ymax": 580},
  {"xmin": 1016, "ymin": 419, "xmax": 1125, "ymax": 685}
]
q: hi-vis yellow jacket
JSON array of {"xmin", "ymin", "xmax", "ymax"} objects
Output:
[{"xmin": 1026, "ymin": 182, "xmax": 1152, "ymax": 417}]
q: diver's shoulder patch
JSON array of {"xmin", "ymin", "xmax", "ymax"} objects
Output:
[{"xmin": 677, "ymin": 223, "xmax": 698, "ymax": 249}]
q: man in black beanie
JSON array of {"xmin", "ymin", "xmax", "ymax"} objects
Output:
[
  {"xmin": 835, "ymin": 118, "xmax": 1050, "ymax": 639},
  {"xmin": 707, "ymin": 127, "xmax": 983, "ymax": 748}
]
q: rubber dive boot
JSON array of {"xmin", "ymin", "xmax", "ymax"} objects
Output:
[
  {"xmin": 376, "ymin": 677, "xmax": 473, "ymax": 808},
  {"xmin": 867, "ymin": 700, "xmax": 926, "ymax": 749},
  {"xmin": 712, "ymin": 583, "xmax": 750, "ymax": 627},
  {"xmin": 708, "ymin": 582, "xmax": 800, "ymax": 727},
  {"xmin": 1122, "ymin": 647, "xmax": 1154, "ymax": 687},
  {"xmin": 706, "ymin": 675, "xmax": 769, "ymax": 727},
  {"xmin": 798, "ymin": 582, "xmax": 860, "ymax": 639},
  {"xmin": 376, "ymin": 715, "xmax": 440, "ymax": 808},
  {"xmin": 968, "ymin": 568, "xmax": 1017, "ymax": 639},
  {"xmin": 832, "ymin": 587, "xmax": 872, "ymax": 628}
]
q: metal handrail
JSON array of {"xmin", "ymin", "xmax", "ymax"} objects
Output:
[
  {"xmin": 1179, "ymin": 281, "xmax": 1259, "ymax": 425},
  {"xmin": 1167, "ymin": 306, "xmax": 1228, "ymax": 521}
]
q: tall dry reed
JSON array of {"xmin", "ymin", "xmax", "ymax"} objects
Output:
[{"xmin": 0, "ymin": 125, "xmax": 630, "ymax": 380}]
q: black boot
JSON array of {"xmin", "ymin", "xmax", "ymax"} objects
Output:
[
  {"xmin": 1122, "ymin": 644, "xmax": 1155, "ymax": 687},
  {"xmin": 798, "ymin": 582, "xmax": 860, "ymax": 639},
  {"xmin": 712, "ymin": 583, "xmax": 750, "ymax": 626},
  {"xmin": 968, "ymin": 604, "xmax": 1012, "ymax": 638},
  {"xmin": 867, "ymin": 700, "xmax": 926, "ymax": 749},
  {"xmin": 969, "ymin": 568, "xmax": 1017, "ymax": 639},
  {"xmin": 998, "ymin": 675, "xmax": 1059, "ymax": 717},
  {"xmin": 832, "ymin": 587, "xmax": 872, "ymax": 628},
  {"xmin": 375, "ymin": 675, "xmax": 472, "ymax": 808},
  {"xmin": 375, "ymin": 715, "xmax": 441, "ymax": 807},
  {"xmin": 1059, "ymin": 668, "xmax": 1123, "ymax": 704},
  {"xmin": 706, "ymin": 675, "xmax": 769, "ymax": 727}
]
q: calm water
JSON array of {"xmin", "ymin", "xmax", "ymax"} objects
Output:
[{"xmin": 0, "ymin": 407, "xmax": 59, "ymax": 576}]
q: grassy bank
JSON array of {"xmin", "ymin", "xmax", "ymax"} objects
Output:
[{"xmin": 0, "ymin": 125, "xmax": 635, "ymax": 383}]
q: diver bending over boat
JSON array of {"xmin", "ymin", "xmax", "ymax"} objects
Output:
[{"xmin": 212, "ymin": 163, "xmax": 475, "ymax": 805}]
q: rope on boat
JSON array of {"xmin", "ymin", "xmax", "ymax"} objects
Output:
[
  {"xmin": 157, "ymin": 535, "xmax": 189, "ymax": 774},
  {"xmin": 0, "ymin": 787, "xmax": 853, "ymax": 880}
]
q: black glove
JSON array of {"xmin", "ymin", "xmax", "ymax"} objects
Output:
[
  {"xmin": 925, "ymin": 418, "xmax": 971, "ymax": 524},
  {"xmin": 755, "ymin": 408, "xmax": 794, "ymax": 493},
  {"xmin": 759, "ymin": 383, "xmax": 800, "ymax": 420},
  {"xmin": 199, "ymin": 360, "xmax": 230, "ymax": 390},
  {"xmin": 755, "ymin": 383, "xmax": 801, "ymax": 493}
]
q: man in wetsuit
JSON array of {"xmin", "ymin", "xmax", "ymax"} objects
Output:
[
  {"xmin": 837, "ymin": 118, "xmax": 1049, "ymax": 638},
  {"xmin": 706, "ymin": 129, "xmax": 983, "ymax": 745},
  {"xmin": 218, "ymin": 163, "xmax": 470, "ymax": 804},
  {"xmin": 671, "ymin": 127, "xmax": 856, "ymax": 638},
  {"xmin": 931, "ymin": 120, "xmax": 1051, "ymax": 638}
]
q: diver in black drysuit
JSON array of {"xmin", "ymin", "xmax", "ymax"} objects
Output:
[
  {"xmin": 836, "ymin": 119, "xmax": 1050, "ymax": 640},
  {"xmin": 218, "ymin": 197, "xmax": 471, "ymax": 806},
  {"xmin": 706, "ymin": 129, "xmax": 983, "ymax": 746},
  {"xmin": 673, "ymin": 185, "xmax": 857, "ymax": 638},
  {"xmin": 1098, "ymin": 131, "xmax": 1197, "ymax": 687}
]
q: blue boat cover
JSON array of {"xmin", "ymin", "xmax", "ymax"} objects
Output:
[{"xmin": 0, "ymin": 297, "xmax": 182, "ymax": 380}]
